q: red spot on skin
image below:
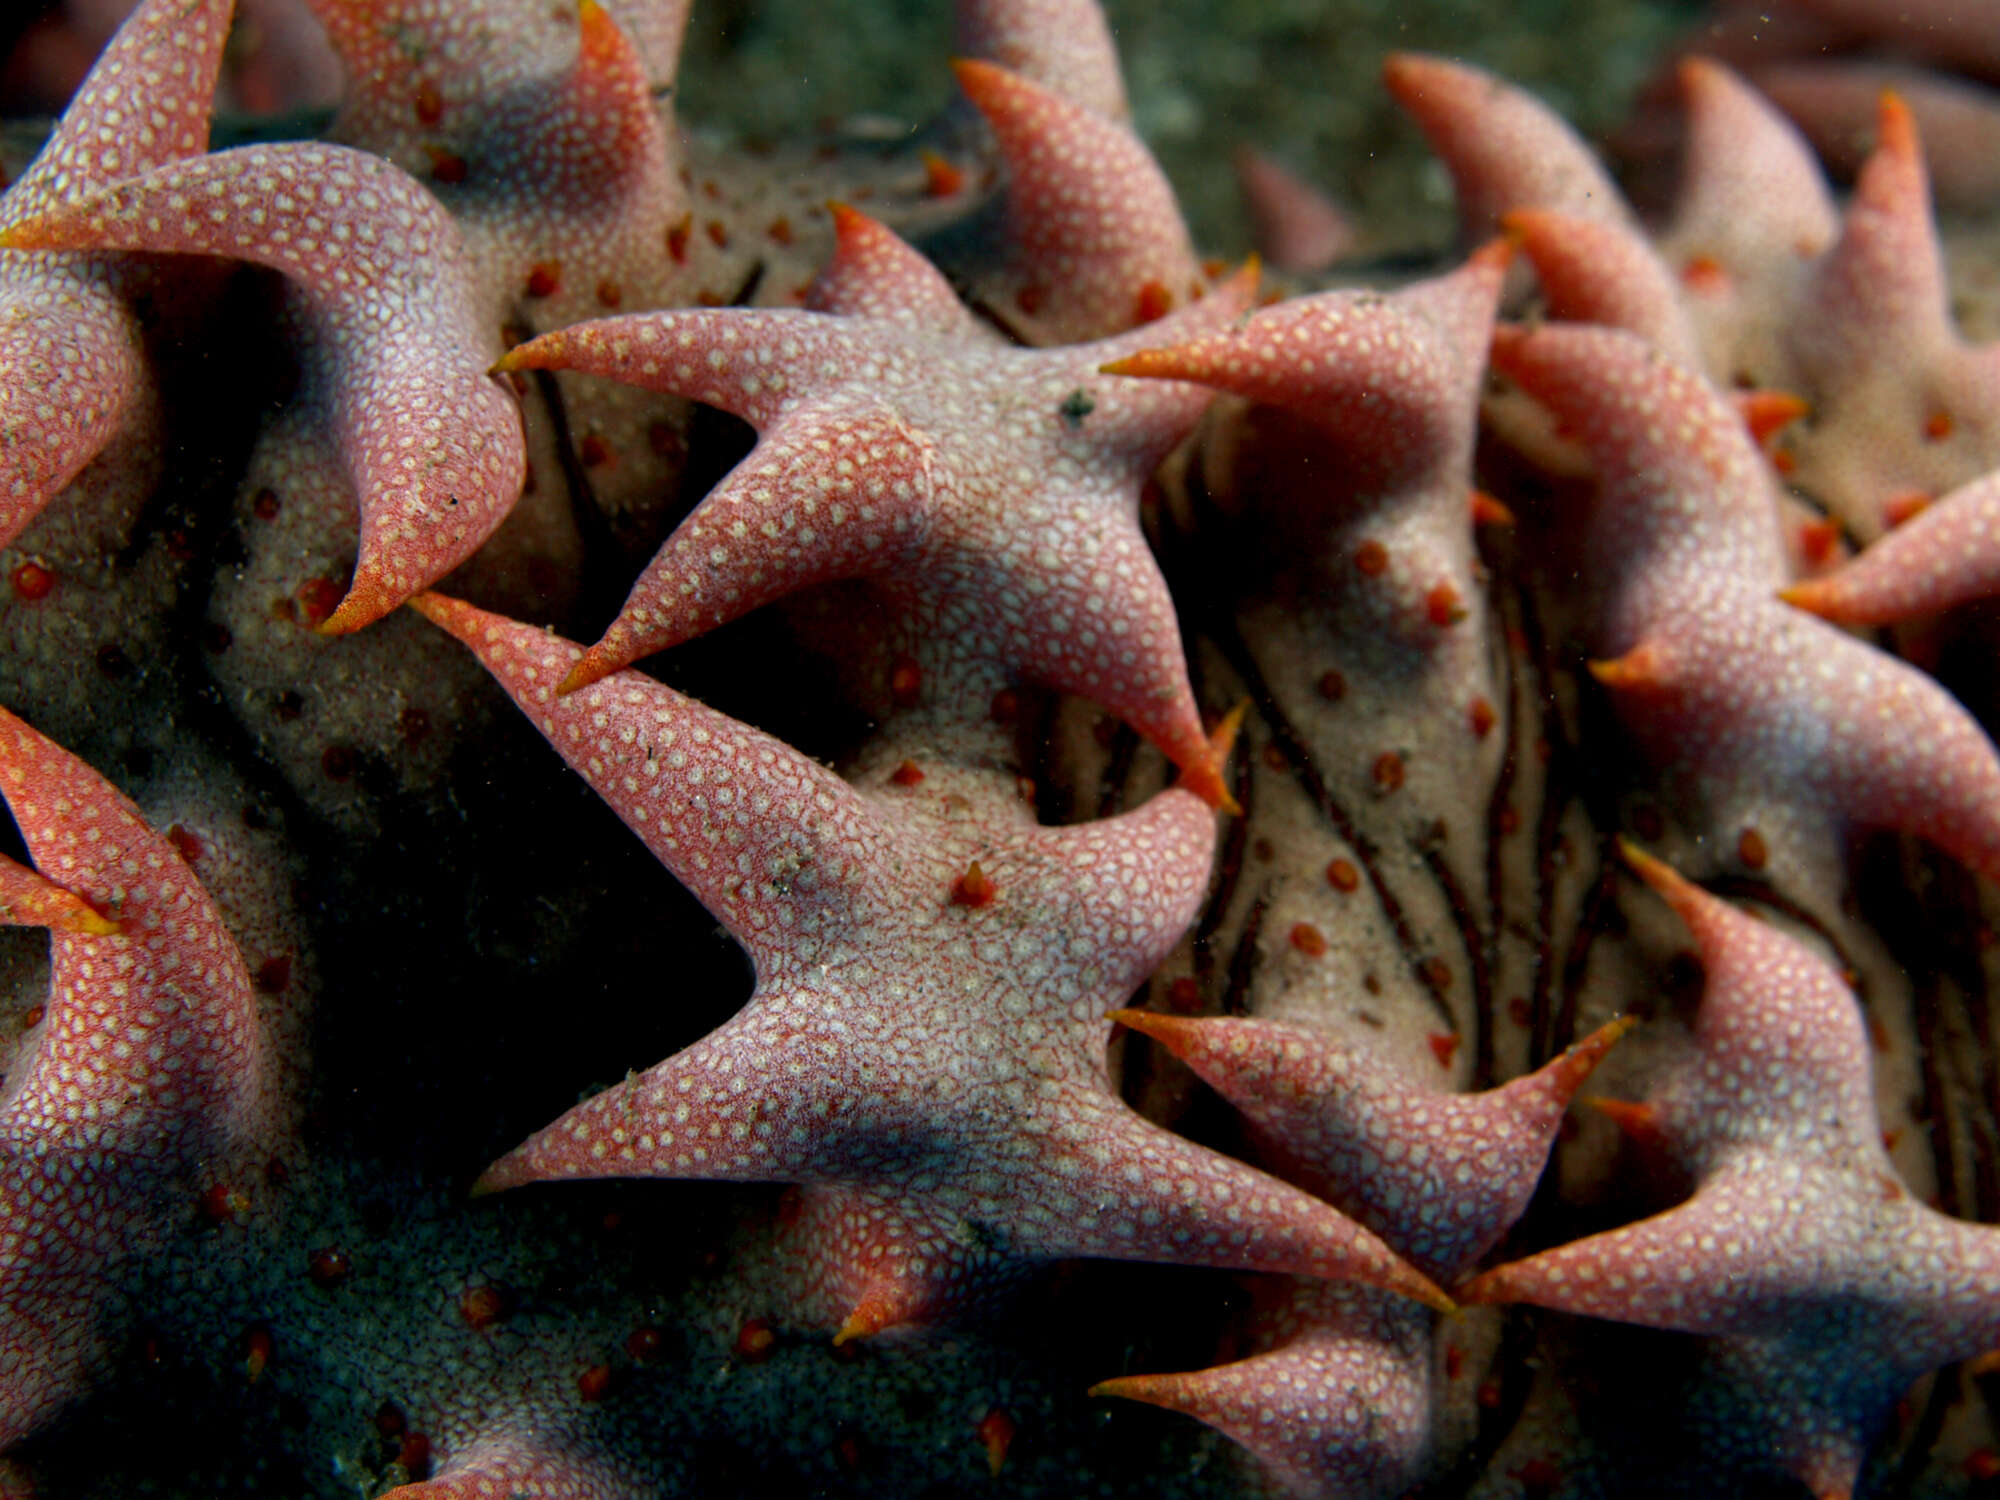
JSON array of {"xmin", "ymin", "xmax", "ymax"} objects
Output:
[
  {"xmin": 1326, "ymin": 858, "xmax": 1359, "ymax": 893},
  {"xmin": 1771, "ymin": 447, "xmax": 1796, "ymax": 475},
  {"xmin": 1289, "ymin": 922, "xmax": 1327, "ymax": 957},
  {"xmin": 1421, "ymin": 957, "xmax": 1452, "ymax": 993},
  {"xmin": 1798, "ymin": 518, "xmax": 1839, "ymax": 565},
  {"xmin": 921, "ymin": 148, "xmax": 965, "ymax": 197},
  {"xmin": 627, "ymin": 1325, "xmax": 665, "ymax": 1362},
  {"xmin": 978, "ymin": 1408, "xmax": 1017, "ymax": 1477},
  {"xmin": 165, "ymin": 824, "xmax": 203, "ymax": 865},
  {"xmin": 296, "ymin": 576, "xmax": 343, "ymax": 626},
  {"xmin": 1426, "ymin": 581, "xmax": 1466, "ymax": 625},
  {"xmin": 1885, "ymin": 491, "xmax": 1932, "ymax": 527},
  {"xmin": 525, "ymin": 261, "xmax": 561, "ymax": 298},
  {"xmin": 1926, "ymin": 410, "xmax": 1954, "ymax": 441},
  {"xmin": 20, "ymin": 1004, "xmax": 44, "ymax": 1028},
  {"xmin": 255, "ymin": 955, "xmax": 292, "ymax": 994},
  {"xmin": 251, "ymin": 487, "xmax": 280, "ymax": 520},
  {"xmin": 320, "ymin": 745, "xmax": 358, "ymax": 782},
  {"xmin": 1133, "ymin": 280, "xmax": 1173, "ymax": 325},
  {"xmin": 374, "ymin": 1402, "xmax": 405, "ymax": 1437},
  {"xmin": 579, "ymin": 434, "xmax": 614, "ymax": 468},
  {"xmin": 243, "ymin": 1326, "xmax": 274, "ymax": 1383},
  {"xmin": 596, "ymin": 278, "xmax": 623, "ymax": 309},
  {"xmin": 413, "ymin": 81, "xmax": 443, "ymax": 125},
  {"xmin": 425, "ymin": 147, "xmax": 467, "ymax": 184},
  {"xmin": 308, "ymin": 1248, "xmax": 352, "ymax": 1286},
  {"xmin": 1445, "ymin": 1344, "xmax": 1465, "ymax": 1378},
  {"xmin": 1354, "ymin": 539, "xmax": 1389, "ymax": 577},
  {"xmin": 889, "ymin": 760, "xmax": 924, "ymax": 787},
  {"xmin": 1737, "ymin": 827, "xmax": 1768, "ymax": 869},
  {"xmin": 952, "ymin": 861, "xmax": 997, "ymax": 907},
  {"xmin": 1498, "ymin": 805, "xmax": 1520, "ymax": 835},
  {"xmin": 201, "ymin": 1184, "xmax": 249, "ymax": 1221},
  {"xmin": 735, "ymin": 1317, "xmax": 776, "ymax": 1362},
  {"xmin": 1967, "ymin": 1449, "xmax": 2000, "ymax": 1480},
  {"xmin": 1317, "ymin": 669, "xmax": 1346, "ymax": 701},
  {"xmin": 1428, "ymin": 1031, "xmax": 1460, "ymax": 1068},
  {"xmin": 667, "ymin": 215, "xmax": 692, "ymax": 263},
  {"xmin": 888, "ymin": 656, "xmax": 921, "ymax": 709},
  {"xmin": 706, "ymin": 220, "xmax": 729, "ymax": 248},
  {"xmin": 1016, "ymin": 284, "xmax": 1047, "ymax": 316},
  {"xmin": 1508, "ymin": 996, "xmax": 1532, "ymax": 1027},
  {"xmin": 1373, "ymin": 751, "xmax": 1405, "ymax": 792},
  {"xmin": 458, "ymin": 1283, "xmax": 511, "ymax": 1330},
  {"xmin": 990, "ymin": 689, "xmax": 1020, "ymax": 725},
  {"xmin": 1475, "ymin": 1379, "xmax": 1502, "ymax": 1408},
  {"xmin": 1470, "ymin": 697, "xmax": 1497, "ymax": 737},
  {"xmin": 1869, "ymin": 1016, "xmax": 1893, "ymax": 1054},
  {"xmin": 1679, "ymin": 254, "xmax": 1727, "ymax": 293},
  {"xmin": 11, "ymin": 561, "xmax": 54, "ymax": 601},
  {"xmin": 396, "ymin": 1433, "xmax": 431, "ymax": 1478},
  {"xmin": 1262, "ymin": 742, "xmax": 1289, "ymax": 771},
  {"xmin": 577, "ymin": 1364, "xmax": 614, "ymax": 1401},
  {"xmin": 767, "ymin": 216, "xmax": 794, "ymax": 246},
  {"xmin": 1167, "ymin": 977, "xmax": 1202, "ymax": 1012}
]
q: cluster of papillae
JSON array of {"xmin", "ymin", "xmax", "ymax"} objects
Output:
[{"xmin": 2, "ymin": 0, "xmax": 1999, "ymax": 1496}]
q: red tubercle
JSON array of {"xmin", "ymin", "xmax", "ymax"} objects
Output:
[
  {"xmin": 1326, "ymin": 858, "xmax": 1359, "ymax": 892},
  {"xmin": 1470, "ymin": 697, "xmax": 1497, "ymax": 737},
  {"xmin": 577, "ymin": 1363, "xmax": 615, "ymax": 1401},
  {"xmin": 1372, "ymin": 751, "xmax": 1405, "ymax": 793},
  {"xmin": 888, "ymin": 656, "xmax": 921, "ymax": 708},
  {"xmin": 307, "ymin": 1248, "xmax": 352, "ymax": 1287},
  {"xmin": 413, "ymin": 81, "xmax": 444, "ymax": 125},
  {"xmin": 525, "ymin": 261, "xmax": 562, "ymax": 298},
  {"xmin": 952, "ymin": 861, "xmax": 997, "ymax": 908},
  {"xmin": 977, "ymin": 1407, "xmax": 1017, "ymax": 1476},
  {"xmin": 11, "ymin": 561, "xmax": 55, "ymax": 601},
  {"xmin": 1426, "ymin": 581, "xmax": 1466, "ymax": 626},
  {"xmin": 165, "ymin": 824, "xmax": 204, "ymax": 865},
  {"xmin": 1354, "ymin": 539, "xmax": 1389, "ymax": 577},
  {"xmin": 1289, "ymin": 922, "xmax": 1327, "ymax": 957},
  {"xmin": 889, "ymin": 760, "xmax": 925, "ymax": 787},
  {"xmin": 735, "ymin": 1317, "xmax": 776, "ymax": 1363},
  {"xmin": 1428, "ymin": 1031, "xmax": 1460, "ymax": 1068},
  {"xmin": 458, "ymin": 1282, "xmax": 512, "ymax": 1330},
  {"xmin": 921, "ymin": 148, "xmax": 966, "ymax": 198},
  {"xmin": 1133, "ymin": 280, "xmax": 1173, "ymax": 325}
]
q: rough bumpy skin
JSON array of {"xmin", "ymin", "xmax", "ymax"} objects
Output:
[{"xmin": 2, "ymin": 2, "xmax": 2000, "ymax": 1498}]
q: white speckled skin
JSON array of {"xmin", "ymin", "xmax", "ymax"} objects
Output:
[
  {"xmin": 1468, "ymin": 852, "xmax": 2000, "ymax": 1495},
  {"xmin": 416, "ymin": 591, "xmax": 1448, "ymax": 1330},
  {"xmin": 499, "ymin": 243, "xmax": 1259, "ymax": 803},
  {"xmin": 0, "ymin": 707, "xmax": 271, "ymax": 1447}
]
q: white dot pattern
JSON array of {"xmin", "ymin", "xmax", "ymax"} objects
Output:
[
  {"xmin": 419, "ymin": 593, "xmax": 1447, "ymax": 1321},
  {"xmin": 1469, "ymin": 859, "xmax": 2000, "ymax": 1496},
  {"xmin": 504, "ymin": 250, "xmax": 1260, "ymax": 793}
]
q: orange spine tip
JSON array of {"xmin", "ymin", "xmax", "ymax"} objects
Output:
[
  {"xmin": 1585, "ymin": 642, "xmax": 1665, "ymax": 692},
  {"xmin": 1471, "ymin": 490, "xmax": 1517, "ymax": 527}
]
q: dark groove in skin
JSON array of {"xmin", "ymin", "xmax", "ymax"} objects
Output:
[
  {"xmin": 525, "ymin": 360, "xmax": 622, "ymax": 629},
  {"xmin": 1220, "ymin": 890, "xmax": 1267, "ymax": 1018},
  {"xmin": 1554, "ymin": 847, "xmax": 1616, "ymax": 1056},
  {"xmin": 1514, "ymin": 588, "xmax": 1571, "ymax": 1069},
  {"xmin": 1209, "ymin": 620, "xmax": 1455, "ymax": 1030},
  {"xmin": 1418, "ymin": 823, "xmax": 1486, "ymax": 1060},
  {"xmin": 1475, "ymin": 584, "xmax": 1524, "ymax": 1092}
]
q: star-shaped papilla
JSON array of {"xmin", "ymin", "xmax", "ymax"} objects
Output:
[
  {"xmin": 1778, "ymin": 91, "xmax": 2000, "ymax": 542},
  {"xmin": 1106, "ymin": 243, "xmax": 1506, "ymax": 641},
  {"xmin": 1464, "ymin": 844, "xmax": 2000, "ymax": 1498},
  {"xmin": 947, "ymin": 59, "xmax": 1206, "ymax": 345},
  {"xmin": 1, "ymin": 140, "xmax": 527, "ymax": 634},
  {"xmin": 1085, "ymin": 1010, "xmax": 1631, "ymax": 1495},
  {"xmin": 494, "ymin": 229, "xmax": 1258, "ymax": 808},
  {"xmin": 0, "ymin": 705, "xmax": 271, "ymax": 1447},
  {"xmin": 1382, "ymin": 53, "xmax": 1634, "ymax": 243},
  {"xmin": 413, "ymin": 592, "xmax": 1450, "ymax": 1336},
  {"xmin": 0, "ymin": 0, "xmax": 233, "ymax": 551},
  {"xmin": 1493, "ymin": 319, "xmax": 2000, "ymax": 886},
  {"xmin": 306, "ymin": 0, "xmax": 688, "ymax": 329},
  {"xmin": 1653, "ymin": 57, "xmax": 1838, "ymax": 379},
  {"xmin": 383, "ymin": 1421, "xmax": 631, "ymax": 1499},
  {"xmin": 954, "ymin": 0, "xmax": 1130, "ymax": 121}
]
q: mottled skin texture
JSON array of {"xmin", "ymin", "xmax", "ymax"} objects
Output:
[{"xmin": 1, "ymin": 2, "xmax": 2000, "ymax": 1499}]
